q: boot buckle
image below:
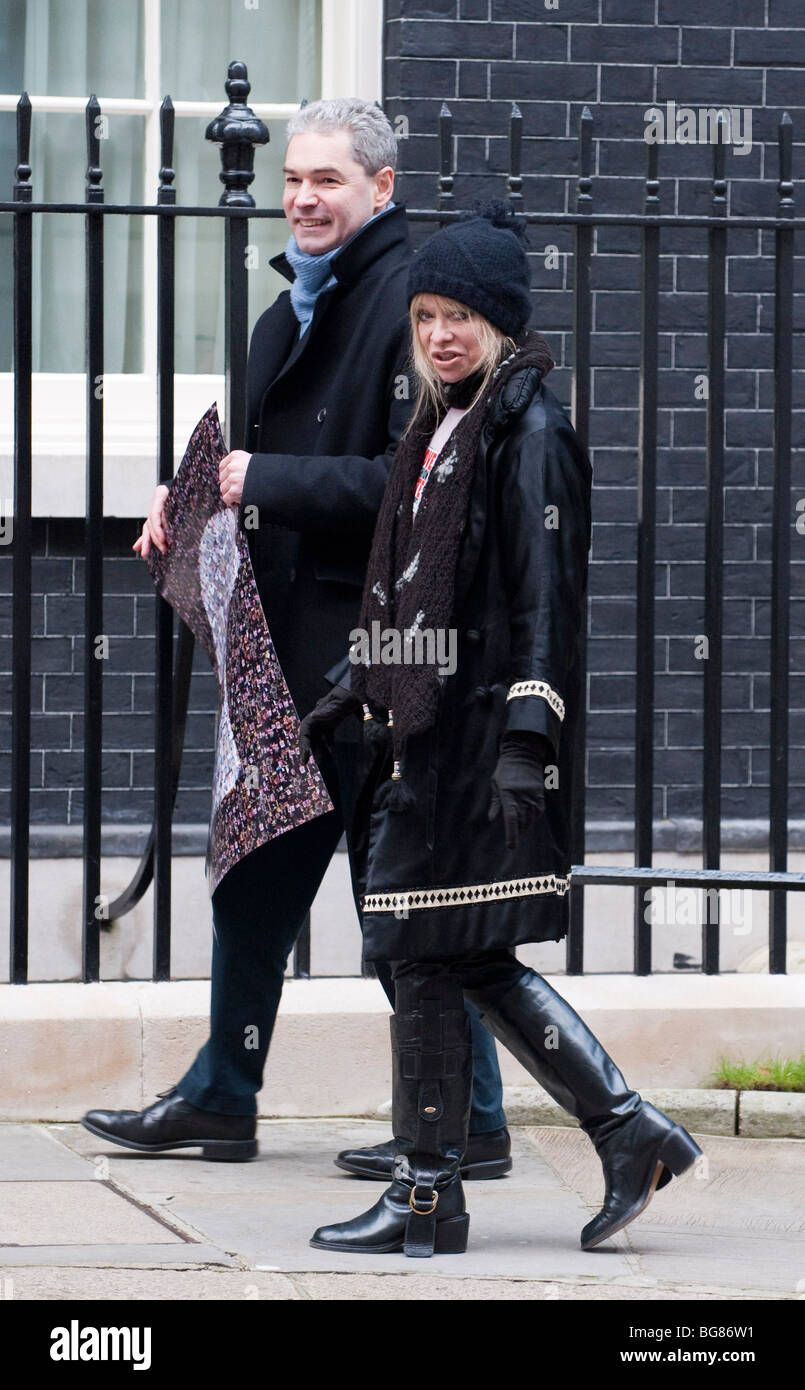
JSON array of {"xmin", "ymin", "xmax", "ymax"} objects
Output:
[{"xmin": 409, "ymin": 1187, "xmax": 439, "ymax": 1216}]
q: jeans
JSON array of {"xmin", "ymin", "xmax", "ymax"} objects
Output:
[{"xmin": 178, "ymin": 737, "xmax": 506, "ymax": 1133}]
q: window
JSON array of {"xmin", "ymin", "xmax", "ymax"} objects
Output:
[{"xmin": 0, "ymin": 0, "xmax": 383, "ymax": 513}]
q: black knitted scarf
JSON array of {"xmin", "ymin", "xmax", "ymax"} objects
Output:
[{"xmin": 350, "ymin": 329, "xmax": 554, "ymax": 776}]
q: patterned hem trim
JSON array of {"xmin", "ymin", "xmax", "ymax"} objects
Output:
[
  {"xmin": 362, "ymin": 874, "xmax": 570, "ymax": 915},
  {"xmin": 506, "ymin": 679, "xmax": 565, "ymax": 721}
]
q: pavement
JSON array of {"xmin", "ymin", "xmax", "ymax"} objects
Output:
[{"xmin": 0, "ymin": 1119, "xmax": 802, "ymax": 1301}]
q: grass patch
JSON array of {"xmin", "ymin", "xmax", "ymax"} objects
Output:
[{"xmin": 709, "ymin": 1054, "xmax": 805, "ymax": 1092}]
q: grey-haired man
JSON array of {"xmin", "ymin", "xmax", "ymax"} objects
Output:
[{"xmin": 82, "ymin": 99, "xmax": 511, "ymax": 1181}]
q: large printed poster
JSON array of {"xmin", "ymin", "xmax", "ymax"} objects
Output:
[{"xmin": 146, "ymin": 402, "xmax": 334, "ymax": 895}]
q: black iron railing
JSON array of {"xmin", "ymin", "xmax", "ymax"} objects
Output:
[{"xmin": 5, "ymin": 65, "xmax": 804, "ymax": 985}]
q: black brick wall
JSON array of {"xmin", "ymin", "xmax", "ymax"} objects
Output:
[
  {"xmin": 1, "ymin": 522, "xmax": 215, "ymax": 828},
  {"xmin": 384, "ymin": 0, "xmax": 805, "ymax": 831},
  {"xmin": 5, "ymin": 4, "xmax": 805, "ymax": 842}
]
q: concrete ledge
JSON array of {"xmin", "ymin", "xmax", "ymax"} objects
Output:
[
  {"xmin": 0, "ymin": 974, "xmax": 803, "ymax": 1123},
  {"xmin": 499, "ymin": 1085, "xmax": 740, "ymax": 1135},
  {"xmin": 738, "ymin": 1090, "xmax": 805, "ymax": 1138}
]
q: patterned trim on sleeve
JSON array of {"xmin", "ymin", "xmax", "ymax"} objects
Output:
[
  {"xmin": 506, "ymin": 679, "xmax": 565, "ymax": 721},
  {"xmin": 362, "ymin": 873, "xmax": 570, "ymax": 915}
]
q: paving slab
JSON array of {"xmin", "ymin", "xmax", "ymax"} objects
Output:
[
  {"xmin": 0, "ymin": 1245, "xmax": 238, "ymax": 1268},
  {"xmin": 528, "ymin": 1128, "xmax": 805, "ymax": 1298},
  {"xmin": 0, "ymin": 1180, "xmax": 183, "ymax": 1246},
  {"xmin": 2, "ymin": 1119, "xmax": 800, "ymax": 1299},
  {"xmin": 0, "ymin": 1124, "xmax": 97, "ymax": 1180},
  {"xmin": 62, "ymin": 1119, "xmax": 636, "ymax": 1280}
]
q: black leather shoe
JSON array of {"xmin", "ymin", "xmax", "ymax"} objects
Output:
[
  {"xmin": 334, "ymin": 1126, "xmax": 512, "ymax": 1182},
  {"xmin": 311, "ymin": 1175, "xmax": 469, "ymax": 1256},
  {"xmin": 580, "ymin": 1101, "xmax": 703, "ymax": 1250},
  {"xmin": 81, "ymin": 1086, "xmax": 258, "ymax": 1161}
]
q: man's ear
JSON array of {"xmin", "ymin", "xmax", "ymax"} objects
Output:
[{"xmin": 373, "ymin": 165, "xmax": 395, "ymax": 207}]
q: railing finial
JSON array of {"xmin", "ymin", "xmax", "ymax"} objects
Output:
[{"xmin": 205, "ymin": 60, "xmax": 270, "ymax": 208}]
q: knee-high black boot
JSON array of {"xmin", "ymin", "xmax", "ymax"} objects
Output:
[
  {"xmin": 465, "ymin": 967, "xmax": 702, "ymax": 1251},
  {"xmin": 310, "ymin": 969, "xmax": 474, "ymax": 1257}
]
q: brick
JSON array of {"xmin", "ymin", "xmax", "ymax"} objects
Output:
[
  {"xmin": 490, "ymin": 61, "xmax": 597, "ymax": 102},
  {"xmin": 133, "ymin": 747, "xmax": 214, "ymax": 788},
  {"xmin": 173, "ymin": 790, "xmax": 216, "ymax": 822},
  {"xmin": 725, "ymin": 410, "xmax": 775, "ymax": 449},
  {"xmin": 43, "ymin": 750, "xmax": 132, "ymax": 789},
  {"xmin": 460, "ymin": 0, "xmax": 489, "ymax": 17},
  {"xmin": 769, "ymin": 0, "xmax": 805, "ymax": 24},
  {"xmin": 492, "ymin": 0, "xmax": 585, "ymax": 17},
  {"xmin": 572, "ymin": 25, "xmax": 678, "ymax": 65},
  {"xmin": 600, "ymin": 65, "xmax": 655, "ymax": 105},
  {"xmin": 70, "ymin": 790, "xmax": 161, "ymax": 823},
  {"xmin": 658, "ymin": 0, "xmax": 764, "ymax": 23},
  {"xmin": 29, "ymin": 637, "xmax": 72, "ymax": 673},
  {"xmin": 735, "ymin": 28, "xmax": 805, "ymax": 66},
  {"xmin": 592, "ymin": 366, "xmax": 640, "ymax": 407},
  {"xmin": 398, "ymin": 58, "xmax": 457, "ymax": 99},
  {"xmin": 458, "ymin": 62, "xmax": 488, "ymax": 98},
  {"xmin": 603, "ymin": 0, "xmax": 654, "ymax": 20},
  {"xmin": 680, "ymin": 27, "xmax": 732, "ymax": 67},
  {"xmin": 656, "ymin": 68, "xmax": 764, "ymax": 106},
  {"xmin": 400, "ymin": 19, "xmax": 513, "ymax": 57},
  {"xmin": 728, "ymin": 257, "xmax": 775, "ymax": 295},
  {"xmin": 32, "ymin": 558, "xmax": 72, "ymax": 592},
  {"xmin": 399, "ymin": 0, "xmax": 457, "ymax": 16},
  {"xmin": 728, "ymin": 334, "xmax": 773, "ymax": 370},
  {"xmin": 590, "ymin": 331, "xmax": 642, "ymax": 365},
  {"xmin": 591, "ymin": 487, "xmax": 640, "ymax": 523},
  {"xmin": 101, "ymin": 558, "xmax": 156, "ymax": 595},
  {"xmin": 513, "ymin": 24, "xmax": 568, "ymax": 63},
  {"xmin": 594, "ymin": 290, "xmax": 642, "ymax": 332},
  {"xmin": 30, "ymin": 713, "xmax": 72, "ymax": 750},
  {"xmin": 29, "ymin": 790, "xmax": 70, "ymax": 823}
]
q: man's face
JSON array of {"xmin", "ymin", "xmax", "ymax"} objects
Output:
[{"xmin": 282, "ymin": 129, "xmax": 394, "ymax": 255}]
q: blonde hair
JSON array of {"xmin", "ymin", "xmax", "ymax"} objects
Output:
[{"xmin": 402, "ymin": 294, "xmax": 519, "ymax": 440}]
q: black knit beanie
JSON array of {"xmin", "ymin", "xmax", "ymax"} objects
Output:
[{"xmin": 406, "ymin": 198, "xmax": 532, "ymax": 337}]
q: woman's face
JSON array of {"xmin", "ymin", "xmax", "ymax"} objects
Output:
[{"xmin": 415, "ymin": 295, "xmax": 484, "ymax": 383}]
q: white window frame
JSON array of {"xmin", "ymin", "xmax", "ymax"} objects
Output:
[{"xmin": 0, "ymin": 0, "xmax": 383, "ymax": 515}]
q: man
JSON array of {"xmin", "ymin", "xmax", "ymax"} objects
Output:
[{"xmin": 82, "ymin": 98, "xmax": 511, "ymax": 1182}]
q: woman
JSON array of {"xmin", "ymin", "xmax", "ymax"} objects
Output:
[{"xmin": 298, "ymin": 202, "xmax": 702, "ymax": 1258}]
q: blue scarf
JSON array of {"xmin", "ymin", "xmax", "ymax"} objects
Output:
[{"xmin": 284, "ymin": 201, "xmax": 396, "ymax": 336}]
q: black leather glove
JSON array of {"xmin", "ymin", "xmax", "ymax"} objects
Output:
[
  {"xmin": 488, "ymin": 731, "xmax": 552, "ymax": 850},
  {"xmin": 298, "ymin": 684, "xmax": 362, "ymax": 764}
]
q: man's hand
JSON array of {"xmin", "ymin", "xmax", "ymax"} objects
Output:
[
  {"xmin": 219, "ymin": 450, "xmax": 252, "ymax": 509},
  {"xmin": 132, "ymin": 484, "xmax": 170, "ymax": 559}
]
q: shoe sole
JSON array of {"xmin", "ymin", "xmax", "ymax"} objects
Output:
[
  {"xmin": 333, "ymin": 1156, "xmax": 513, "ymax": 1182},
  {"xmin": 80, "ymin": 1118, "xmax": 258, "ymax": 1162},
  {"xmin": 581, "ymin": 1124, "xmax": 703, "ymax": 1251}
]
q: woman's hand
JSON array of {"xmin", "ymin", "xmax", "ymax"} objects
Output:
[
  {"xmin": 132, "ymin": 484, "xmax": 170, "ymax": 558},
  {"xmin": 219, "ymin": 450, "xmax": 252, "ymax": 508},
  {"xmin": 299, "ymin": 685, "xmax": 363, "ymax": 764},
  {"xmin": 488, "ymin": 732, "xmax": 550, "ymax": 850}
]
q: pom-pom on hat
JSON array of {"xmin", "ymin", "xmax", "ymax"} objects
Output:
[{"xmin": 406, "ymin": 198, "xmax": 533, "ymax": 338}]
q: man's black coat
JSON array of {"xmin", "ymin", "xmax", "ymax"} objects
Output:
[{"xmin": 237, "ymin": 202, "xmax": 415, "ymax": 723}]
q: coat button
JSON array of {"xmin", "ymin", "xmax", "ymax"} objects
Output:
[
  {"xmin": 466, "ymin": 628, "xmax": 481, "ymax": 644},
  {"xmin": 317, "ymin": 407, "xmax": 327, "ymax": 423},
  {"xmin": 289, "ymin": 567, "xmax": 296, "ymax": 583}
]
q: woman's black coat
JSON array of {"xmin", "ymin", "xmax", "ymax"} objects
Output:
[{"xmin": 351, "ymin": 367, "xmax": 593, "ymax": 963}]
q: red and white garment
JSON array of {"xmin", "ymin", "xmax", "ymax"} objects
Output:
[{"xmin": 412, "ymin": 406, "xmax": 468, "ymax": 519}]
